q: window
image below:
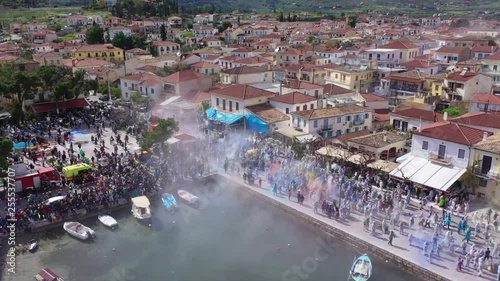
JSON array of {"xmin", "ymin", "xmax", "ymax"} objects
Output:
[
  {"xmin": 303, "ymin": 119, "xmax": 306, "ymax": 127},
  {"xmin": 310, "ymin": 104, "xmax": 314, "ymax": 110},
  {"xmin": 297, "ymin": 118, "xmax": 301, "ymax": 127},
  {"xmin": 337, "ymin": 117, "xmax": 342, "ymax": 123},
  {"xmin": 124, "ymin": 82, "xmax": 127, "ymax": 87},
  {"xmin": 216, "ymin": 98, "xmax": 219, "ymax": 106},
  {"xmin": 336, "ymin": 130, "xmax": 342, "ymax": 136},
  {"xmin": 313, "ymin": 120, "xmax": 318, "ymax": 128},
  {"xmin": 346, "ymin": 128, "xmax": 350, "ymax": 133},
  {"xmin": 422, "ymin": 141, "xmax": 429, "ymax": 150},
  {"xmin": 229, "ymin": 100, "xmax": 233, "ymax": 112},
  {"xmin": 236, "ymin": 102, "xmax": 239, "ymax": 111},
  {"xmin": 347, "ymin": 116, "xmax": 351, "ymax": 121},
  {"xmin": 151, "ymin": 89, "xmax": 154, "ymax": 94},
  {"xmin": 364, "ymin": 113, "xmax": 369, "ymax": 119},
  {"xmin": 296, "ymin": 106, "xmax": 300, "ymax": 111},
  {"xmin": 458, "ymin": 149, "xmax": 465, "ymax": 159},
  {"xmin": 303, "ymin": 104, "xmax": 307, "ymax": 110},
  {"xmin": 286, "ymin": 108, "xmax": 289, "ymax": 114}
]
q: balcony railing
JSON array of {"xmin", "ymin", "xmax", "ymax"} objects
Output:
[
  {"xmin": 474, "ymin": 166, "xmax": 500, "ymax": 180},
  {"xmin": 353, "ymin": 119, "xmax": 364, "ymax": 126},
  {"xmin": 319, "ymin": 124, "xmax": 334, "ymax": 132},
  {"xmin": 428, "ymin": 152, "xmax": 452, "ymax": 165},
  {"xmin": 390, "ymin": 84, "xmax": 419, "ymax": 92}
]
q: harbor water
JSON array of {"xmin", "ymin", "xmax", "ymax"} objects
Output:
[{"xmin": 5, "ymin": 179, "xmax": 421, "ymax": 281}]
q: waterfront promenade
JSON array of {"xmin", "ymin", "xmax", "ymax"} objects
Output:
[{"xmin": 217, "ymin": 171, "xmax": 499, "ymax": 281}]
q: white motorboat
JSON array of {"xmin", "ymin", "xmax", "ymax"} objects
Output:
[
  {"xmin": 131, "ymin": 196, "xmax": 152, "ymax": 220},
  {"xmin": 177, "ymin": 190, "xmax": 199, "ymax": 206},
  {"xmin": 63, "ymin": 222, "xmax": 96, "ymax": 240},
  {"xmin": 98, "ymin": 214, "xmax": 118, "ymax": 228},
  {"xmin": 28, "ymin": 239, "xmax": 38, "ymax": 253}
]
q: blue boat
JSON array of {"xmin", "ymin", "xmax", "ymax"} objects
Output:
[
  {"xmin": 350, "ymin": 254, "xmax": 372, "ymax": 281},
  {"xmin": 161, "ymin": 193, "xmax": 179, "ymax": 213}
]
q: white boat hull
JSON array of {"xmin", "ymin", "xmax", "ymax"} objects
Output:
[
  {"xmin": 177, "ymin": 190, "xmax": 199, "ymax": 205},
  {"xmin": 98, "ymin": 214, "xmax": 118, "ymax": 228},
  {"xmin": 63, "ymin": 222, "xmax": 96, "ymax": 240},
  {"xmin": 132, "ymin": 206, "xmax": 152, "ymax": 220}
]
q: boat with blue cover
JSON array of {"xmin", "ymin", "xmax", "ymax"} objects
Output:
[
  {"xmin": 162, "ymin": 193, "xmax": 179, "ymax": 212},
  {"xmin": 349, "ymin": 254, "xmax": 372, "ymax": 281}
]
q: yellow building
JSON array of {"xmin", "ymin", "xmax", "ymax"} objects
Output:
[
  {"xmin": 324, "ymin": 65, "xmax": 376, "ymax": 94},
  {"xmin": 471, "ymin": 132, "xmax": 500, "ymax": 204},
  {"xmin": 72, "ymin": 44, "xmax": 124, "ymax": 63}
]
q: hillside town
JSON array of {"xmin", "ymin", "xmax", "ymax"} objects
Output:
[
  {"xmin": 2, "ymin": 8, "xmax": 500, "ymax": 281},
  {"xmin": 1, "ymin": 11, "xmax": 500, "ymax": 204}
]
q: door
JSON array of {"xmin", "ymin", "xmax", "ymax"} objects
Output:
[
  {"xmin": 438, "ymin": 144, "xmax": 446, "ymax": 160},
  {"xmin": 481, "ymin": 155, "xmax": 493, "ymax": 175}
]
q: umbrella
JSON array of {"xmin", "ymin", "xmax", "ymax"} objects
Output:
[{"xmin": 44, "ymin": 196, "xmax": 65, "ymax": 205}]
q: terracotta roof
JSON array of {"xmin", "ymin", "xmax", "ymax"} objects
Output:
[
  {"xmin": 361, "ymin": 93, "xmax": 388, "ymax": 102},
  {"xmin": 152, "ymin": 40, "xmax": 180, "ymax": 47},
  {"xmin": 245, "ymin": 104, "xmax": 290, "ymax": 123},
  {"xmin": 291, "ymin": 104, "xmax": 370, "ymax": 120},
  {"xmin": 391, "ymin": 107, "xmax": 443, "ymax": 122},
  {"xmin": 188, "ymin": 90, "xmax": 212, "ymax": 103},
  {"xmin": 269, "ymin": 92, "xmax": 317, "ymax": 104},
  {"xmin": 474, "ymin": 132, "xmax": 500, "ymax": 154},
  {"xmin": 471, "ymin": 45, "xmax": 497, "ymax": 53},
  {"xmin": 62, "ymin": 58, "xmax": 115, "ymax": 68},
  {"xmin": 384, "ymin": 69, "xmax": 432, "ymax": 83},
  {"xmin": 140, "ymin": 78, "xmax": 163, "ymax": 86},
  {"xmin": 414, "ymin": 122, "xmax": 493, "ymax": 145},
  {"xmin": 379, "ymin": 41, "xmax": 419, "ymax": 49},
  {"xmin": 221, "ymin": 65, "xmax": 269, "ymax": 75},
  {"xmin": 122, "ymin": 72, "xmax": 160, "ymax": 81},
  {"xmin": 74, "ymin": 44, "xmax": 123, "ymax": 52},
  {"xmin": 278, "ymin": 48, "xmax": 304, "ymax": 55},
  {"xmin": 445, "ymin": 71, "xmax": 478, "ymax": 82},
  {"xmin": 400, "ymin": 60, "xmax": 437, "ymax": 69},
  {"xmin": 413, "ymin": 54, "xmax": 434, "ymax": 61},
  {"xmin": 349, "ymin": 132, "xmax": 407, "ymax": 148},
  {"xmin": 231, "ymin": 47, "xmax": 253, "ymax": 53},
  {"xmin": 332, "ymin": 130, "xmax": 371, "ymax": 145},
  {"xmin": 373, "ymin": 109, "xmax": 391, "ymax": 122},
  {"xmin": 235, "ymin": 56, "xmax": 272, "ymax": 64},
  {"xmin": 283, "ymin": 80, "xmax": 322, "ymax": 90},
  {"xmin": 450, "ymin": 111, "xmax": 500, "ymax": 129},
  {"xmin": 323, "ymin": 84, "xmax": 354, "ymax": 96},
  {"xmin": 435, "ymin": 46, "xmax": 470, "ymax": 53},
  {"xmin": 163, "ymin": 69, "xmax": 208, "ymax": 83},
  {"xmin": 191, "ymin": 61, "xmax": 219, "ymax": 68},
  {"xmin": 127, "ymin": 48, "xmax": 150, "ymax": 54},
  {"xmin": 471, "ymin": 93, "xmax": 500, "ymax": 105},
  {"xmin": 210, "ymin": 84, "xmax": 275, "ymax": 100},
  {"xmin": 136, "ymin": 65, "xmax": 163, "ymax": 71},
  {"xmin": 484, "ymin": 52, "xmax": 500, "ymax": 61}
]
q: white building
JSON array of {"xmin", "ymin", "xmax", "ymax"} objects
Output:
[{"xmin": 269, "ymin": 92, "xmax": 318, "ymax": 115}]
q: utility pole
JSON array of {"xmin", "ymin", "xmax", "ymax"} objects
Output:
[{"xmin": 106, "ymin": 69, "xmax": 112, "ymax": 102}]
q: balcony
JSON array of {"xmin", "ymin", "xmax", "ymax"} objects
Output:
[
  {"xmin": 428, "ymin": 152, "xmax": 452, "ymax": 165},
  {"xmin": 353, "ymin": 119, "xmax": 364, "ymax": 126},
  {"xmin": 474, "ymin": 166, "xmax": 500, "ymax": 180},
  {"xmin": 319, "ymin": 124, "xmax": 334, "ymax": 132},
  {"xmin": 390, "ymin": 84, "xmax": 419, "ymax": 93}
]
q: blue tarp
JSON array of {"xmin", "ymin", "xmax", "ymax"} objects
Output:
[
  {"xmin": 245, "ymin": 114, "xmax": 268, "ymax": 133},
  {"xmin": 14, "ymin": 142, "xmax": 34, "ymax": 149},
  {"xmin": 206, "ymin": 108, "xmax": 244, "ymax": 125}
]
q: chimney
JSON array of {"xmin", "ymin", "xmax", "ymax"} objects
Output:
[
  {"xmin": 483, "ymin": 132, "xmax": 489, "ymax": 141},
  {"xmin": 383, "ymin": 134, "xmax": 388, "ymax": 142},
  {"xmin": 443, "ymin": 112, "xmax": 448, "ymax": 121}
]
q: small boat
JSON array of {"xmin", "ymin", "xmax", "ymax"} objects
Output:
[
  {"xmin": 177, "ymin": 189, "xmax": 199, "ymax": 206},
  {"xmin": 161, "ymin": 193, "xmax": 179, "ymax": 212},
  {"xmin": 28, "ymin": 239, "xmax": 38, "ymax": 253},
  {"xmin": 63, "ymin": 222, "xmax": 96, "ymax": 240},
  {"xmin": 98, "ymin": 214, "xmax": 118, "ymax": 228},
  {"xmin": 350, "ymin": 254, "xmax": 372, "ymax": 281},
  {"xmin": 35, "ymin": 268, "xmax": 64, "ymax": 281},
  {"xmin": 131, "ymin": 196, "xmax": 152, "ymax": 220}
]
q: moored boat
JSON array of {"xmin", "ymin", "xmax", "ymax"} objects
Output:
[
  {"xmin": 177, "ymin": 189, "xmax": 199, "ymax": 206},
  {"xmin": 98, "ymin": 214, "xmax": 118, "ymax": 228},
  {"xmin": 63, "ymin": 221, "xmax": 96, "ymax": 240},
  {"xmin": 161, "ymin": 193, "xmax": 179, "ymax": 212},
  {"xmin": 28, "ymin": 239, "xmax": 38, "ymax": 253},
  {"xmin": 35, "ymin": 268, "xmax": 64, "ymax": 281},
  {"xmin": 350, "ymin": 254, "xmax": 372, "ymax": 281},
  {"xmin": 131, "ymin": 196, "xmax": 152, "ymax": 220}
]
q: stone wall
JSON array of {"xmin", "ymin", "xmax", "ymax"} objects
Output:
[{"xmin": 212, "ymin": 174, "xmax": 450, "ymax": 281}]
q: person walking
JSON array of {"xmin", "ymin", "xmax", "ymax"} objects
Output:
[{"xmin": 388, "ymin": 230, "xmax": 395, "ymax": 246}]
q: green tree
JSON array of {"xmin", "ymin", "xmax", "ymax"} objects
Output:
[
  {"xmin": 98, "ymin": 84, "xmax": 122, "ymax": 99},
  {"xmin": 442, "ymin": 105, "xmax": 467, "ymax": 117},
  {"xmin": 19, "ymin": 43, "xmax": 34, "ymax": 59},
  {"xmin": 278, "ymin": 12, "xmax": 284, "ymax": 22},
  {"xmin": 37, "ymin": 66, "xmax": 72, "ymax": 95},
  {"xmin": 347, "ymin": 16, "xmax": 357, "ymax": 28},
  {"xmin": 488, "ymin": 40, "xmax": 497, "ymax": 46},
  {"xmin": 306, "ymin": 36, "xmax": 315, "ymax": 44},
  {"xmin": 163, "ymin": 62, "xmax": 190, "ymax": 76},
  {"xmin": 0, "ymin": 137, "xmax": 13, "ymax": 177},
  {"xmin": 141, "ymin": 118, "xmax": 179, "ymax": 150},
  {"xmin": 160, "ymin": 24, "xmax": 167, "ymax": 41},
  {"xmin": 217, "ymin": 21, "xmax": 232, "ymax": 33},
  {"xmin": 0, "ymin": 64, "xmax": 41, "ymax": 122},
  {"xmin": 130, "ymin": 92, "xmax": 150, "ymax": 104},
  {"xmin": 461, "ymin": 159, "xmax": 481, "ymax": 194},
  {"xmin": 112, "ymin": 31, "xmax": 134, "ymax": 50},
  {"xmin": 53, "ymin": 80, "xmax": 75, "ymax": 101},
  {"xmin": 86, "ymin": 24, "xmax": 105, "ymax": 44},
  {"xmin": 71, "ymin": 70, "xmax": 97, "ymax": 101}
]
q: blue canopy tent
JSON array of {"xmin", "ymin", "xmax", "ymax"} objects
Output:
[
  {"xmin": 14, "ymin": 142, "xmax": 34, "ymax": 149},
  {"xmin": 245, "ymin": 114, "xmax": 268, "ymax": 133},
  {"xmin": 206, "ymin": 108, "xmax": 244, "ymax": 125}
]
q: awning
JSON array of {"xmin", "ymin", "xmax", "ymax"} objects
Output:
[
  {"xmin": 206, "ymin": 108, "xmax": 244, "ymax": 125},
  {"xmin": 368, "ymin": 160, "xmax": 399, "ymax": 173},
  {"xmin": 39, "ymin": 268, "xmax": 60, "ymax": 281},
  {"xmin": 0, "ymin": 112, "xmax": 11, "ymax": 120},
  {"xmin": 390, "ymin": 155, "xmax": 466, "ymax": 191},
  {"xmin": 316, "ymin": 146, "xmax": 351, "ymax": 158},
  {"xmin": 131, "ymin": 196, "xmax": 150, "ymax": 208},
  {"xmin": 295, "ymin": 133, "xmax": 321, "ymax": 143},
  {"xmin": 396, "ymin": 153, "xmax": 410, "ymax": 163},
  {"xmin": 31, "ymin": 98, "xmax": 90, "ymax": 113}
]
